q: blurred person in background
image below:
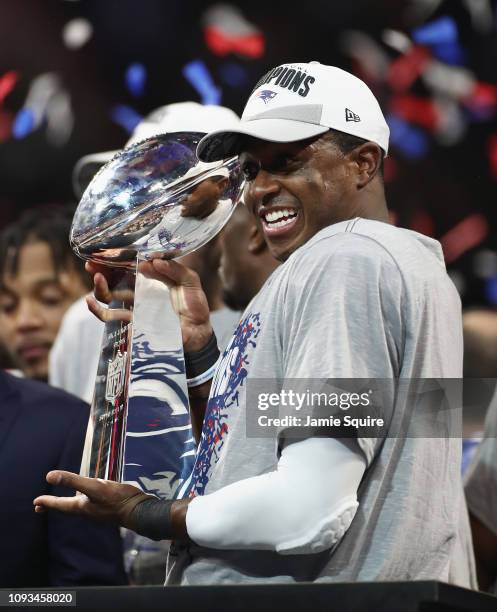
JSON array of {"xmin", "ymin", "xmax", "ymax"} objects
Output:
[
  {"xmin": 464, "ymin": 393, "xmax": 497, "ymax": 592},
  {"xmin": 463, "ymin": 310, "xmax": 497, "ymax": 591},
  {"xmin": 460, "ymin": 310, "xmax": 497, "ymax": 474},
  {"xmin": 219, "ymin": 202, "xmax": 279, "ymax": 312},
  {"xmin": 0, "ymin": 205, "xmax": 91, "ymax": 381},
  {"xmin": 0, "ymin": 339, "xmax": 17, "ymax": 373},
  {"xmin": 0, "ymin": 368, "xmax": 127, "ymax": 587}
]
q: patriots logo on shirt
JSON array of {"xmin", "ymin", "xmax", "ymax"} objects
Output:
[
  {"xmin": 123, "ymin": 335, "xmax": 196, "ymax": 500},
  {"xmin": 256, "ymin": 90, "xmax": 278, "ymax": 104}
]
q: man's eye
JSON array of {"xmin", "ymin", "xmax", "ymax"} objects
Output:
[
  {"xmin": 0, "ymin": 299, "xmax": 16, "ymax": 315},
  {"xmin": 270, "ymin": 155, "xmax": 293, "ymax": 173},
  {"xmin": 39, "ymin": 292, "xmax": 63, "ymax": 307},
  {"xmin": 241, "ymin": 160, "xmax": 260, "ymax": 182}
]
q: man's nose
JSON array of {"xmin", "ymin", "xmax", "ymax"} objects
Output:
[
  {"xmin": 245, "ymin": 170, "xmax": 281, "ymax": 215},
  {"xmin": 15, "ymin": 300, "xmax": 43, "ymax": 330}
]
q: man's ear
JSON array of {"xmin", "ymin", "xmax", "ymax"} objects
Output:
[
  {"xmin": 351, "ymin": 142, "xmax": 383, "ymax": 189},
  {"xmin": 247, "ymin": 223, "xmax": 266, "ymax": 254}
]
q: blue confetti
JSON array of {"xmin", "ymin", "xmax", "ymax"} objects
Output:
[
  {"xmin": 125, "ymin": 62, "xmax": 147, "ymax": 97},
  {"xmin": 461, "ymin": 438, "xmax": 480, "ymax": 475},
  {"xmin": 12, "ymin": 108, "xmax": 36, "ymax": 139},
  {"xmin": 431, "ymin": 41, "xmax": 467, "ymax": 66},
  {"xmin": 485, "ymin": 275, "xmax": 497, "ymax": 304},
  {"xmin": 386, "ymin": 113, "xmax": 429, "ymax": 160},
  {"xmin": 183, "ymin": 60, "xmax": 221, "ymax": 105},
  {"xmin": 111, "ymin": 105, "xmax": 143, "ymax": 134},
  {"xmin": 413, "ymin": 16, "xmax": 458, "ymax": 46},
  {"xmin": 218, "ymin": 61, "xmax": 249, "ymax": 88}
]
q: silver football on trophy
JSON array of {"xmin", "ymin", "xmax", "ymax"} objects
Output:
[{"xmin": 70, "ymin": 132, "xmax": 244, "ymax": 267}]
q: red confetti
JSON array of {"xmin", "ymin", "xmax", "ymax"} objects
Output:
[
  {"xmin": 487, "ymin": 134, "xmax": 497, "ymax": 180},
  {"xmin": 0, "ymin": 71, "xmax": 19, "ymax": 105},
  {"xmin": 387, "ymin": 46, "xmax": 431, "ymax": 92},
  {"xmin": 440, "ymin": 214, "xmax": 488, "ymax": 263},
  {"xmin": 390, "ymin": 95, "xmax": 440, "ymax": 132},
  {"xmin": 204, "ymin": 26, "xmax": 265, "ymax": 58},
  {"xmin": 463, "ymin": 81, "xmax": 497, "ymax": 112}
]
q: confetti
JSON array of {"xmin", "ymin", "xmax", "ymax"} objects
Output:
[
  {"xmin": 202, "ymin": 4, "xmax": 265, "ymax": 58},
  {"xmin": 463, "ymin": 82, "xmax": 497, "ymax": 118},
  {"xmin": 111, "ymin": 105, "xmax": 143, "ymax": 134},
  {"xmin": 412, "ymin": 16, "xmax": 458, "ymax": 46},
  {"xmin": 381, "ymin": 29, "xmax": 412, "ymax": 54},
  {"xmin": 12, "ymin": 108, "xmax": 35, "ymax": 139},
  {"xmin": 462, "ymin": 0, "xmax": 493, "ymax": 34},
  {"xmin": 183, "ymin": 60, "xmax": 221, "ymax": 105},
  {"xmin": 434, "ymin": 98, "xmax": 466, "ymax": 146},
  {"xmin": 431, "ymin": 41, "xmax": 467, "ymax": 66},
  {"xmin": 386, "ymin": 113, "xmax": 430, "ymax": 159},
  {"xmin": 440, "ymin": 214, "xmax": 488, "ymax": 264},
  {"xmin": 62, "ymin": 18, "xmax": 93, "ymax": 50},
  {"xmin": 486, "ymin": 134, "xmax": 497, "ymax": 180},
  {"xmin": 46, "ymin": 90, "xmax": 74, "ymax": 147},
  {"xmin": 125, "ymin": 63, "xmax": 147, "ymax": 97},
  {"xmin": 390, "ymin": 95, "xmax": 440, "ymax": 131},
  {"xmin": 340, "ymin": 31, "xmax": 389, "ymax": 82},
  {"xmin": 387, "ymin": 46, "xmax": 431, "ymax": 92},
  {"xmin": 422, "ymin": 61, "xmax": 475, "ymax": 99},
  {"xmin": 0, "ymin": 71, "xmax": 19, "ymax": 105}
]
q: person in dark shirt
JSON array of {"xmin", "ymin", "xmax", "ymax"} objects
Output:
[{"xmin": 0, "ymin": 370, "xmax": 127, "ymax": 586}]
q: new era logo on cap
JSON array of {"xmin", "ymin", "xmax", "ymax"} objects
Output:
[{"xmin": 345, "ymin": 108, "xmax": 361, "ymax": 122}]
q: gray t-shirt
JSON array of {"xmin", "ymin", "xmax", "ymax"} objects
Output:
[{"xmin": 167, "ymin": 218, "xmax": 476, "ymax": 587}]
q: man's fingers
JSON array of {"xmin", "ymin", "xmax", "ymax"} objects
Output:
[
  {"xmin": 86, "ymin": 295, "xmax": 132, "ymax": 323},
  {"xmin": 151, "ymin": 259, "xmax": 201, "ymax": 288},
  {"xmin": 45, "ymin": 470, "xmax": 108, "ymax": 500},
  {"xmin": 33, "ymin": 493, "xmax": 87, "ymax": 515},
  {"xmin": 93, "ymin": 273, "xmax": 113, "ymax": 304}
]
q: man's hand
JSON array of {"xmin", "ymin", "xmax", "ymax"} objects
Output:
[
  {"xmin": 34, "ymin": 470, "xmax": 191, "ymax": 540},
  {"xmin": 33, "ymin": 470, "xmax": 150, "ymax": 530},
  {"xmin": 85, "ymin": 259, "xmax": 212, "ymax": 352}
]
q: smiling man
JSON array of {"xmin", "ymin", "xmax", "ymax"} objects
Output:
[
  {"xmin": 0, "ymin": 206, "xmax": 90, "ymax": 381},
  {"xmin": 35, "ymin": 63, "xmax": 476, "ymax": 588}
]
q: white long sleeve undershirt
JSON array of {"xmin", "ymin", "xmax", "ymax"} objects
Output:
[{"xmin": 185, "ymin": 436, "xmax": 366, "ymax": 554}]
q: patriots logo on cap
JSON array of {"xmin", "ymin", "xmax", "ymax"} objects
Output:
[{"xmin": 256, "ymin": 90, "xmax": 278, "ymax": 104}]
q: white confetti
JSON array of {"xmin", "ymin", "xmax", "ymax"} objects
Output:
[
  {"xmin": 62, "ymin": 18, "xmax": 93, "ymax": 50},
  {"xmin": 382, "ymin": 29, "xmax": 412, "ymax": 53}
]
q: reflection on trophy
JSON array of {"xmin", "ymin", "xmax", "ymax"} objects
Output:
[{"xmin": 71, "ymin": 132, "xmax": 244, "ymax": 491}]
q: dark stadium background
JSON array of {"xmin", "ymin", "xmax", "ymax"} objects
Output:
[{"xmin": 1, "ymin": 0, "xmax": 497, "ymax": 307}]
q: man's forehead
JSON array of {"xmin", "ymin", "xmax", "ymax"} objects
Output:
[
  {"xmin": 1, "ymin": 241, "xmax": 68, "ymax": 287},
  {"xmin": 240, "ymin": 135, "xmax": 323, "ymax": 159},
  {"xmin": 0, "ymin": 273, "xmax": 61, "ymax": 292}
]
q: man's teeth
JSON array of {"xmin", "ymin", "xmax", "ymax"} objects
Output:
[{"xmin": 263, "ymin": 209, "xmax": 297, "ymax": 226}]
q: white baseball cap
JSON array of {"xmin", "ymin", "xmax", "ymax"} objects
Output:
[
  {"xmin": 73, "ymin": 102, "xmax": 240, "ymax": 197},
  {"xmin": 197, "ymin": 61, "xmax": 389, "ymax": 162}
]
